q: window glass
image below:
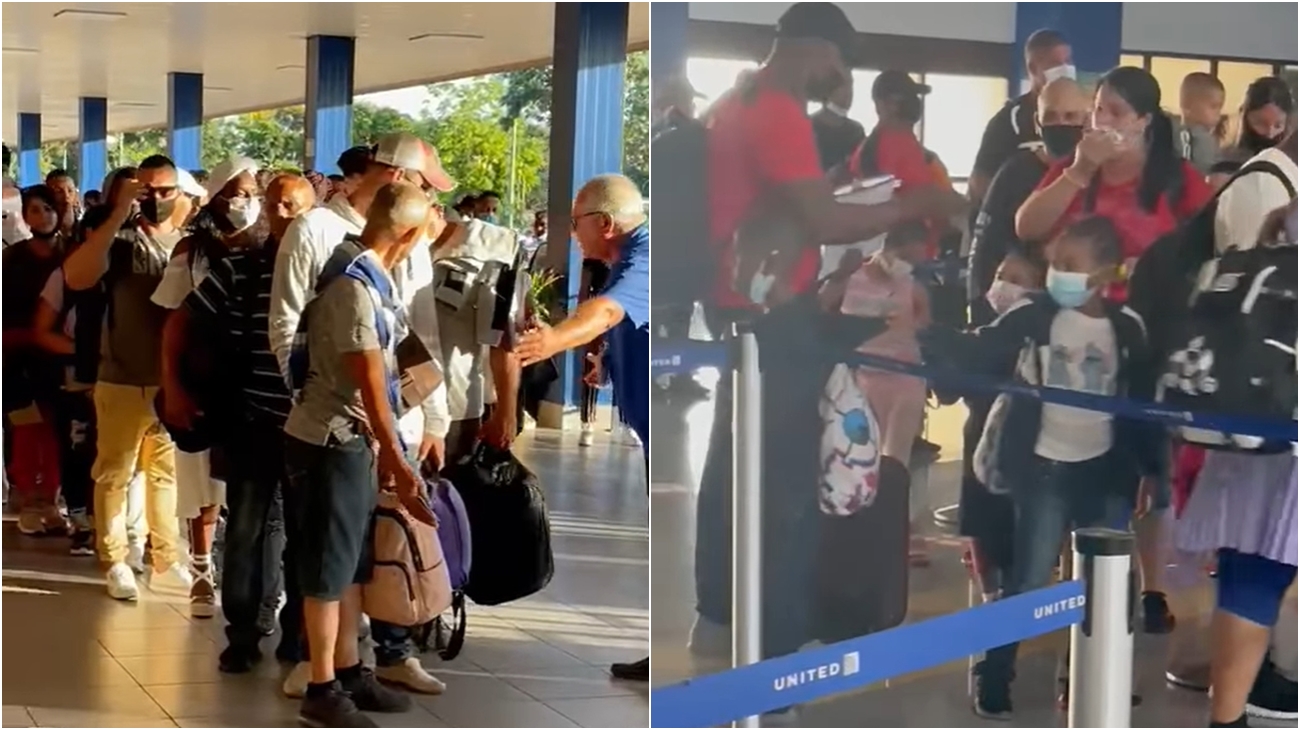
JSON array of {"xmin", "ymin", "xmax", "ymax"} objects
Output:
[
  {"xmin": 808, "ymin": 69, "xmax": 883, "ymax": 131},
  {"xmin": 1285, "ymin": 66, "xmax": 1299, "ymax": 106},
  {"xmin": 1218, "ymin": 61, "xmax": 1281, "ymax": 114},
  {"xmin": 921, "ymin": 74, "xmax": 1008, "ymax": 180},
  {"xmin": 685, "ymin": 57, "xmax": 758, "ymax": 116},
  {"xmin": 1120, "ymin": 54, "xmax": 1147, "ymax": 71},
  {"xmin": 1149, "ymin": 56, "xmax": 1212, "ymax": 114}
]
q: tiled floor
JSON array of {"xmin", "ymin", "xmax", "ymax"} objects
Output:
[
  {"xmin": 2, "ymin": 429, "xmax": 649, "ymax": 728},
  {"xmin": 649, "ymin": 376, "xmax": 1243, "ymax": 728}
]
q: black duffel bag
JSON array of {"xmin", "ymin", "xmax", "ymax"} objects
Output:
[{"xmin": 442, "ymin": 443, "xmax": 554, "ymax": 606}]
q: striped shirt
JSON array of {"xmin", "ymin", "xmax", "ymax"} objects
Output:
[{"xmin": 184, "ymin": 242, "xmax": 293, "ymax": 423}]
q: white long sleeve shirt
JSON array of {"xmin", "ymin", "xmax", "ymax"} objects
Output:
[{"xmin": 268, "ymin": 195, "xmax": 450, "ymax": 441}]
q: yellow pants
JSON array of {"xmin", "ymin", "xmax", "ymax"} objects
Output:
[{"xmin": 91, "ymin": 383, "xmax": 180, "ymax": 567}]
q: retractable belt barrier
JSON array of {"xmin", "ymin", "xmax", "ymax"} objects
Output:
[
  {"xmin": 651, "ymin": 340, "xmax": 1298, "ymax": 442},
  {"xmin": 652, "ymin": 334, "xmax": 1292, "ymax": 728}
]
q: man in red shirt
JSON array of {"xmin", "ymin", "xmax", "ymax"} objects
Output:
[{"xmin": 691, "ymin": 2, "xmax": 967, "ymax": 689}]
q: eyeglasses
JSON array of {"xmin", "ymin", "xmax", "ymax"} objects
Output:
[{"xmin": 570, "ymin": 211, "xmax": 605, "ymax": 230}]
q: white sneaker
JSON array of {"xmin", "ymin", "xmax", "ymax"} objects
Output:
[
  {"xmin": 125, "ymin": 540, "xmax": 147, "ymax": 574},
  {"xmin": 106, "ymin": 562, "xmax": 139, "ymax": 601},
  {"xmin": 190, "ymin": 572, "xmax": 217, "ymax": 619},
  {"xmin": 149, "ymin": 562, "xmax": 194, "ymax": 594},
  {"xmin": 375, "ymin": 657, "xmax": 447, "ymax": 695},
  {"xmin": 283, "ymin": 661, "xmax": 311, "ymax": 699},
  {"xmin": 579, "ymin": 424, "xmax": 594, "ymax": 447}
]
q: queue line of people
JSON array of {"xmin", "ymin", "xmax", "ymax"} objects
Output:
[
  {"xmin": 1, "ymin": 131, "xmax": 653, "ymax": 727},
  {"xmin": 658, "ymin": 2, "xmax": 1296, "ymax": 727}
]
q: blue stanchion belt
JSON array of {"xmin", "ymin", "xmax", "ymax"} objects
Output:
[
  {"xmin": 652, "ymin": 580, "xmax": 1086, "ymax": 727},
  {"xmin": 649, "ymin": 340, "xmax": 1297, "ymax": 442}
]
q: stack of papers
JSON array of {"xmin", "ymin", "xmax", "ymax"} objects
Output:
[{"xmin": 820, "ymin": 175, "xmax": 898, "ymax": 278}]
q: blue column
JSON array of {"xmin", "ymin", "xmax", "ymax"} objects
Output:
[
  {"xmin": 167, "ymin": 72, "xmax": 203, "ymax": 172},
  {"xmin": 544, "ymin": 1, "xmax": 629, "ymax": 416},
  {"xmin": 304, "ymin": 35, "xmax": 355, "ymax": 174},
  {"xmin": 79, "ymin": 97, "xmax": 107, "ymax": 196},
  {"xmin": 17, "ymin": 113, "xmax": 42, "ymax": 187},
  {"xmin": 1012, "ymin": 2, "xmax": 1122, "ymax": 95},
  {"xmin": 650, "ymin": 2, "xmax": 689, "ymax": 82}
]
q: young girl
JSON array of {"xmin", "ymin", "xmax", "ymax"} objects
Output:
[
  {"xmin": 924, "ymin": 216, "xmax": 1163, "ymax": 720},
  {"xmin": 958, "ymin": 250, "xmax": 1046, "ymax": 602},
  {"xmin": 841, "ymin": 222, "xmax": 932, "ymax": 563}
]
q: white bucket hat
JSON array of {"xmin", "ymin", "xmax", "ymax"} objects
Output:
[{"xmin": 206, "ymin": 156, "xmax": 260, "ymax": 200}]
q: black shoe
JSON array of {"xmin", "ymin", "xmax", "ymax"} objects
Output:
[
  {"xmin": 338, "ymin": 665, "xmax": 411, "ymax": 714},
  {"xmin": 219, "ymin": 643, "xmax": 263, "ymax": 674},
  {"xmin": 972, "ymin": 660, "xmax": 1013, "ymax": 721},
  {"xmin": 69, "ymin": 530, "xmax": 95, "ymax": 557},
  {"xmin": 1142, "ymin": 591, "xmax": 1176, "ymax": 634},
  {"xmin": 611, "ymin": 657, "xmax": 648, "ymax": 681},
  {"xmin": 1209, "ymin": 714, "xmax": 1249, "ymax": 728},
  {"xmin": 299, "ymin": 681, "xmax": 376, "ymax": 728},
  {"xmin": 1247, "ymin": 660, "xmax": 1298, "ymax": 722}
]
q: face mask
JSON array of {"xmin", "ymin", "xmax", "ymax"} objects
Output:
[
  {"xmin": 807, "ymin": 70, "xmax": 845, "ymax": 104},
  {"xmin": 1040, "ymin": 125, "xmax": 1084, "ymax": 158},
  {"xmin": 140, "ymin": 197, "xmax": 177, "ymax": 225},
  {"xmin": 986, "ymin": 280, "xmax": 1030, "ymax": 315},
  {"xmin": 823, "ymin": 102, "xmax": 850, "ymax": 118},
  {"xmin": 880, "ymin": 253, "xmax": 913, "ymax": 279},
  {"xmin": 482, "ymin": 214, "xmax": 499, "ymax": 225},
  {"xmin": 224, "ymin": 197, "xmax": 262, "ymax": 232},
  {"xmin": 899, "ymin": 95, "xmax": 924, "ymax": 125},
  {"xmin": 1042, "ymin": 64, "xmax": 1077, "ymax": 84},
  {"xmin": 1046, "ymin": 267, "xmax": 1095, "ymax": 309}
]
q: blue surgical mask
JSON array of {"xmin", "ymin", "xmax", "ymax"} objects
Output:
[
  {"xmin": 482, "ymin": 213, "xmax": 499, "ymax": 225},
  {"xmin": 1046, "ymin": 266, "xmax": 1095, "ymax": 309}
]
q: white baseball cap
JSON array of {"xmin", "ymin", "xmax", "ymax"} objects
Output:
[
  {"xmin": 176, "ymin": 168, "xmax": 207, "ymax": 199},
  {"xmin": 206, "ymin": 156, "xmax": 260, "ymax": 200},
  {"xmin": 372, "ymin": 132, "xmax": 456, "ymax": 193}
]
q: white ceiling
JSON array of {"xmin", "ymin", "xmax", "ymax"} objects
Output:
[{"xmin": 1, "ymin": 2, "xmax": 650, "ymax": 143}]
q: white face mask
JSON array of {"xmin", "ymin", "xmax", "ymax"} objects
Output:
[
  {"xmin": 748, "ymin": 271, "xmax": 776, "ymax": 307},
  {"xmin": 986, "ymin": 279, "xmax": 1030, "ymax": 315},
  {"xmin": 224, "ymin": 197, "xmax": 261, "ymax": 232},
  {"xmin": 1042, "ymin": 64, "xmax": 1077, "ymax": 84},
  {"xmin": 823, "ymin": 102, "xmax": 851, "ymax": 118},
  {"xmin": 879, "ymin": 252, "xmax": 913, "ymax": 279}
]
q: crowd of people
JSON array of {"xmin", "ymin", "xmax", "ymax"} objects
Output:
[
  {"xmin": 656, "ymin": 2, "xmax": 1295, "ymax": 727},
  {"xmin": 1, "ymin": 129, "xmax": 652, "ymax": 727}
]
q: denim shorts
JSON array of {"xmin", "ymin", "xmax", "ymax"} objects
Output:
[{"xmin": 283, "ymin": 434, "xmax": 377, "ymax": 601}]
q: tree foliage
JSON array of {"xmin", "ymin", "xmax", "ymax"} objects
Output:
[{"xmin": 35, "ymin": 51, "xmax": 649, "ymax": 221}]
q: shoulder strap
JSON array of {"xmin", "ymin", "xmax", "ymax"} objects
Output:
[{"xmin": 1233, "ymin": 159, "xmax": 1297, "ymax": 199}]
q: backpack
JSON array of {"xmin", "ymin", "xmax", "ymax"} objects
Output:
[
  {"xmin": 414, "ymin": 478, "xmax": 472, "ymax": 660},
  {"xmin": 362, "ymin": 491, "xmax": 454, "ymax": 630},
  {"xmin": 650, "ymin": 116, "xmax": 713, "ymax": 310},
  {"xmin": 1129, "ymin": 160, "xmax": 1294, "ymax": 363},
  {"xmin": 1156, "ymin": 242, "xmax": 1297, "ymax": 452},
  {"xmin": 442, "ymin": 443, "xmax": 554, "ymax": 607}
]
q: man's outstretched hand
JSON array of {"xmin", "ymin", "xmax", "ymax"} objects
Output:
[{"xmin": 517, "ymin": 323, "xmax": 561, "ymax": 367}]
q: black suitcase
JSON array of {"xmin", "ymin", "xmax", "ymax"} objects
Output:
[{"xmin": 813, "ymin": 456, "xmax": 911, "ymax": 644}]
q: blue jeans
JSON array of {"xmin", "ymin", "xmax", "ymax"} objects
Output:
[{"xmin": 982, "ymin": 452, "xmax": 1133, "ymax": 680}]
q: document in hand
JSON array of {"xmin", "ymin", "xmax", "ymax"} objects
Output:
[{"xmin": 819, "ymin": 175, "xmax": 898, "ymax": 279}]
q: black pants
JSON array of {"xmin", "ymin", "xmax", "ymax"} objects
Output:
[
  {"xmin": 52, "ymin": 389, "xmax": 95, "ymax": 515},
  {"xmin": 222, "ymin": 415, "xmax": 300, "ymax": 656}
]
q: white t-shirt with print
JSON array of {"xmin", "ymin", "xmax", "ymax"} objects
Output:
[
  {"xmin": 1214, "ymin": 147, "xmax": 1298, "ymax": 253},
  {"xmin": 1032, "ymin": 309, "xmax": 1119, "ymax": 463}
]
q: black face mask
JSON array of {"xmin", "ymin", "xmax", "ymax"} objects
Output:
[
  {"xmin": 1041, "ymin": 124, "xmax": 1084, "ymax": 159},
  {"xmin": 140, "ymin": 197, "xmax": 176, "ymax": 225},
  {"xmin": 895, "ymin": 95, "xmax": 924, "ymax": 126},
  {"xmin": 807, "ymin": 70, "xmax": 846, "ymax": 105}
]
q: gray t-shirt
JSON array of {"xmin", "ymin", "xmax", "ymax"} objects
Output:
[
  {"xmin": 1176, "ymin": 123, "xmax": 1222, "ymax": 177},
  {"xmin": 283, "ymin": 273, "xmax": 392, "ymax": 446},
  {"xmin": 97, "ymin": 225, "xmax": 184, "ymax": 386}
]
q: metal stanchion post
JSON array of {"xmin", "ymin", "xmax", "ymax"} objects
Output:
[
  {"xmin": 732, "ymin": 328, "xmax": 763, "ymax": 729},
  {"xmin": 1068, "ymin": 527, "xmax": 1136, "ymax": 729}
]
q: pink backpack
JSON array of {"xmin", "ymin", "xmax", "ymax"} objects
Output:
[{"xmin": 363, "ymin": 492, "xmax": 453, "ymax": 629}]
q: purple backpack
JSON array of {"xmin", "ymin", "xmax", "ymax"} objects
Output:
[{"xmin": 418, "ymin": 478, "xmax": 472, "ymax": 659}]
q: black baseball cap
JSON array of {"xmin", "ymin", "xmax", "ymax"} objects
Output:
[
  {"xmin": 336, "ymin": 145, "xmax": 372, "ymax": 178},
  {"xmin": 775, "ymin": 3, "xmax": 858, "ymax": 64},
  {"xmin": 872, "ymin": 70, "xmax": 931, "ymax": 101}
]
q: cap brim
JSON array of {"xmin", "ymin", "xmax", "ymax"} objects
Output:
[{"xmin": 421, "ymin": 166, "xmax": 457, "ymax": 194}]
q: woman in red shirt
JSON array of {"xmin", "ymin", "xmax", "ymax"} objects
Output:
[
  {"xmin": 1016, "ymin": 66, "xmax": 1213, "ymax": 303},
  {"xmin": 1013, "ymin": 66, "xmax": 1213, "ymax": 639}
]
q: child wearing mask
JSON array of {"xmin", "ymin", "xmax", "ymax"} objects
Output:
[
  {"xmin": 958, "ymin": 250, "xmax": 1046, "ymax": 602},
  {"xmin": 841, "ymin": 222, "xmax": 932, "ymax": 562},
  {"xmin": 1178, "ymin": 73, "xmax": 1227, "ymax": 176},
  {"xmin": 923, "ymin": 216, "xmax": 1163, "ymax": 719}
]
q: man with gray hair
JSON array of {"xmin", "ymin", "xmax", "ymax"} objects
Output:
[{"xmin": 517, "ymin": 172, "xmax": 650, "ymax": 681}]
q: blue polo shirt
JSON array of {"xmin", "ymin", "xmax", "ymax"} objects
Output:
[{"xmin": 600, "ymin": 223, "xmax": 650, "ymax": 452}]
